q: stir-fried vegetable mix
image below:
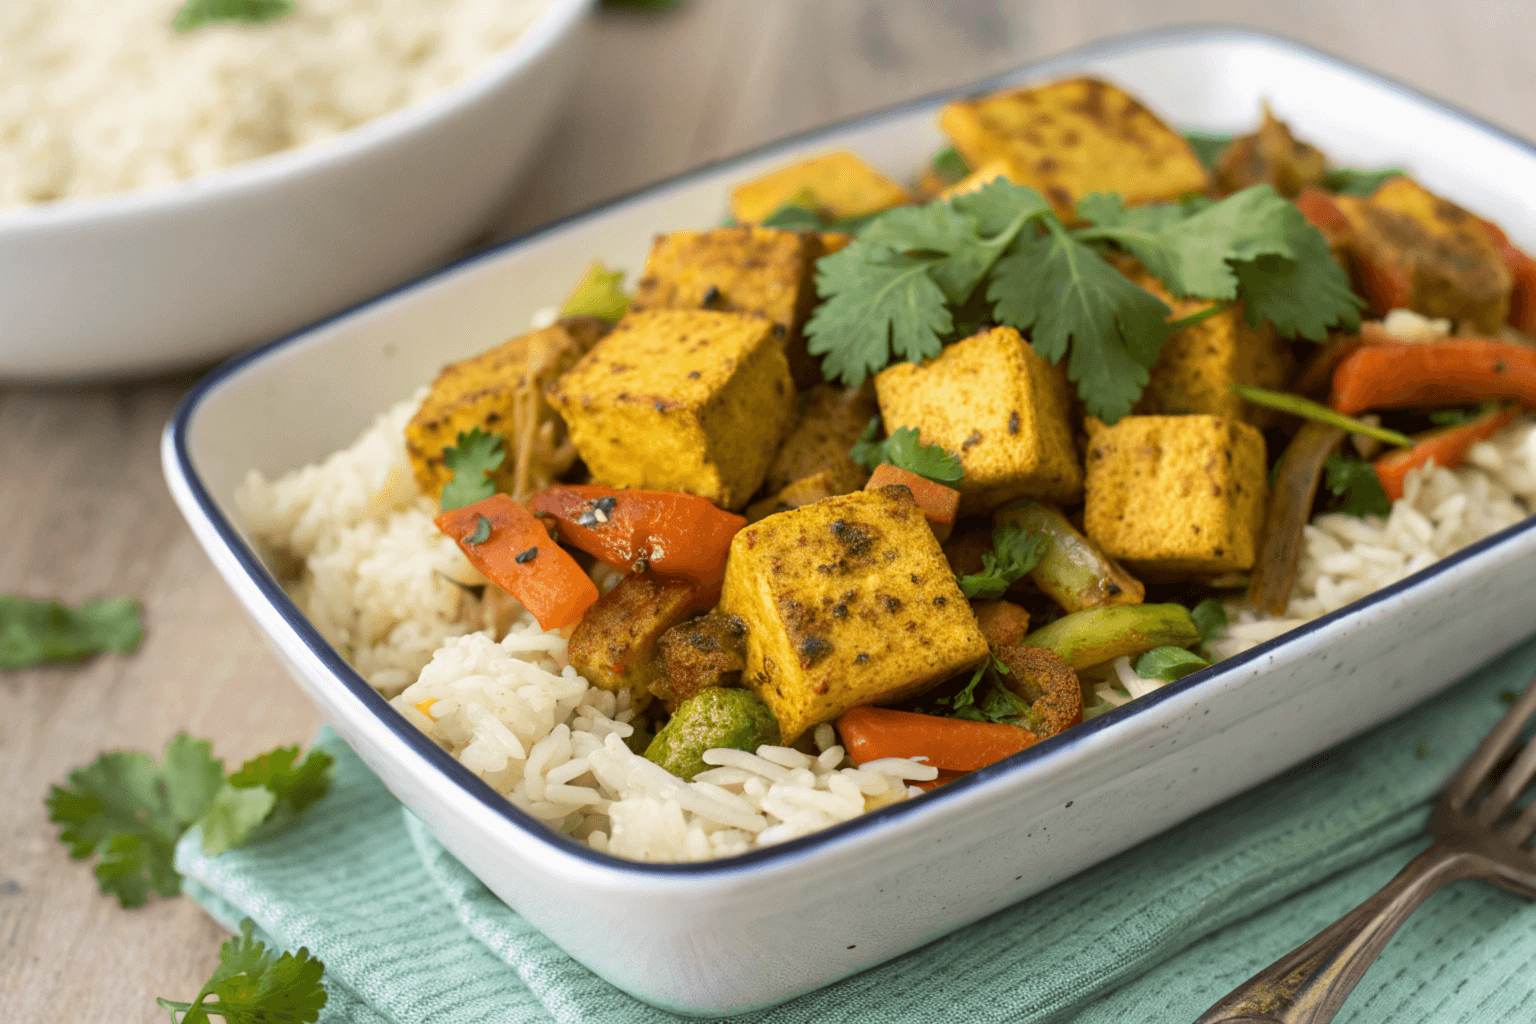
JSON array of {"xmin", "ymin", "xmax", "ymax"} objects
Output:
[{"xmin": 404, "ymin": 75, "xmax": 1536, "ymax": 796}]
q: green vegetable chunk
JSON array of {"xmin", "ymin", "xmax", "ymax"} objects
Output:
[
  {"xmin": 1134, "ymin": 646, "xmax": 1209, "ymax": 682},
  {"xmin": 157, "ymin": 918, "xmax": 327, "ymax": 1024},
  {"xmin": 173, "ymin": 0, "xmax": 296, "ymax": 32},
  {"xmin": 560, "ymin": 263, "xmax": 630, "ymax": 323},
  {"xmin": 645, "ymin": 689, "xmax": 781, "ymax": 780},
  {"xmin": 993, "ymin": 499, "xmax": 1143, "ymax": 612},
  {"xmin": 1021, "ymin": 604, "xmax": 1200, "ymax": 671},
  {"xmin": 439, "ymin": 427, "xmax": 505, "ymax": 511},
  {"xmin": 0, "ymin": 594, "xmax": 144, "ymax": 670}
]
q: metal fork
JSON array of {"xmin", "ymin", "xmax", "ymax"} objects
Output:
[{"xmin": 1196, "ymin": 677, "xmax": 1536, "ymax": 1024}]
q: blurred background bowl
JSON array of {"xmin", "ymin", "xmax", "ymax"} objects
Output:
[{"xmin": 0, "ymin": 0, "xmax": 591, "ymax": 382}]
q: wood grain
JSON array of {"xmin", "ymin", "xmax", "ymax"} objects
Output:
[{"xmin": 3, "ymin": 2, "xmax": 1531, "ymax": 1019}]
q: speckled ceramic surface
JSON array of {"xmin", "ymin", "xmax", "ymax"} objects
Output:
[{"xmin": 163, "ymin": 26, "xmax": 1536, "ymax": 1016}]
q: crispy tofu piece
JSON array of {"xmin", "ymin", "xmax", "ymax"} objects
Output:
[
  {"xmin": 764, "ymin": 383, "xmax": 877, "ymax": 495},
  {"xmin": 569, "ymin": 572, "xmax": 703, "ymax": 708},
  {"xmin": 406, "ymin": 317, "xmax": 608, "ymax": 500},
  {"xmin": 1084, "ymin": 415, "xmax": 1268, "ymax": 577},
  {"xmin": 548, "ymin": 309, "xmax": 797, "ymax": 510},
  {"xmin": 1124, "ymin": 265, "xmax": 1292, "ymax": 424},
  {"xmin": 874, "ymin": 326, "xmax": 1082, "ymax": 515},
  {"xmin": 939, "ymin": 77, "xmax": 1208, "ymax": 217},
  {"xmin": 1213, "ymin": 105, "xmax": 1329, "ymax": 198},
  {"xmin": 630, "ymin": 226, "xmax": 825, "ymax": 386},
  {"xmin": 730, "ymin": 150, "xmax": 910, "ymax": 225},
  {"xmin": 1335, "ymin": 178, "xmax": 1511, "ymax": 333},
  {"xmin": 720, "ymin": 486, "xmax": 988, "ymax": 743},
  {"xmin": 653, "ymin": 611, "xmax": 748, "ymax": 709}
]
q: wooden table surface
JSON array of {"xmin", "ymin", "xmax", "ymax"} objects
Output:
[{"xmin": 4, "ymin": 2, "xmax": 1533, "ymax": 1019}]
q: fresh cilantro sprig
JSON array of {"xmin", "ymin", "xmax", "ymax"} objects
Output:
[
  {"xmin": 440, "ymin": 427, "xmax": 505, "ymax": 511},
  {"xmin": 848, "ymin": 418, "xmax": 964, "ymax": 485},
  {"xmin": 1, "ymin": 595, "xmax": 144, "ymax": 670},
  {"xmin": 47, "ymin": 735, "xmax": 333, "ymax": 907},
  {"xmin": 957, "ymin": 522, "xmax": 1048, "ymax": 599},
  {"xmin": 1182, "ymin": 130, "xmax": 1233, "ymax": 170},
  {"xmin": 1323, "ymin": 454, "xmax": 1393, "ymax": 518},
  {"xmin": 157, "ymin": 918, "xmax": 327, "ymax": 1024},
  {"xmin": 807, "ymin": 179, "xmax": 1362, "ymax": 421},
  {"xmin": 939, "ymin": 654, "xmax": 1036, "ymax": 726},
  {"xmin": 1133, "ymin": 646, "xmax": 1209, "ymax": 682},
  {"xmin": 1189, "ymin": 597, "xmax": 1228, "ymax": 646},
  {"xmin": 174, "ymin": 0, "xmax": 296, "ymax": 32}
]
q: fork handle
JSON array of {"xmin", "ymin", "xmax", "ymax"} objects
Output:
[{"xmin": 1194, "ymin": 843, "xmax": 1479, "ymax": 1024}]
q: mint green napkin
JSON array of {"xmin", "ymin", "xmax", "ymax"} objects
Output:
[{"xmin": 176, "ymin": 637, "xmax": 1536, "ymax": 1023}]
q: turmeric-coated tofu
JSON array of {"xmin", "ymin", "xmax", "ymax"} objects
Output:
[
  {"xmin": 568, "ymin": 571, "xmax": 702, "ymax": 707},
  {"xmin": 630, "ymin": 226, "xmax": 824, "ymax": 386},
  {"xmin": 730, "ymin": 150, "xmax": 909, "ymax": 225},
  {"xmin": 547, "ymin": 309, "xmax": 796, "ymax": 510},
  {"xmin": 939, "ymin": 77, "xmax": 1208, "ymax": 217},
  {"xmin": 874, "ymin": 326, "xmax": 1082, "ymax": 515},
  {"xmin": 720, "ymin": 486, "xmax": 988, "ymax": 743},
  {"xmin": 1125, "ymin": 265, "xmax": 1292, "ymax": 425},
  {"xmin": 406, "ymin": 317, "xmax": 608, "ymax": 500},
  {"xmin": 1084, "ymin": 415, "xmax": 1268, "ymax": 577},
  {"xmin": 1335, "ymin": 176, "xmax": 1511, "ymax": 334}
]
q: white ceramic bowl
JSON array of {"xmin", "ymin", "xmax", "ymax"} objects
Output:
[
  {"xmin": 164, "ymin": 26, "xmax": 1536, "ymax": 1017},
  {"xmin": 0, "ymin": 0, "xmax": 591, "ymax": 382}
]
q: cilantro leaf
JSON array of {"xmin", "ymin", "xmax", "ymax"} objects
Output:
[
  {"xmin": 0, "ymin": 595, "xmax": 144, "ymax": 670},
  {"xmin": 1190, "ymin": 598, "xmax": 1228, "ymax": 644},
  {"xmin": 957, "ymin": 522, "xmax": 1048, "ymax": 599},
  {"xmin": 439, "ymin": 428, "xmax": 505, "ymax": 511},
  {"xmin": 847, "ymin": 419, "xmax": 963, "ymax": 485},
  {"xmin": 1323, "ymin": 453, "xmax": 1393, "ymax": 517},
  {"xmin": 1134, "ymin": 646, "xmax": 1209, "ymax": 682},
  {"xmin": 940, "ymin": 655, "xmax": 1032, "ymax": 725},
  {"xmin": 760, "ymin": 204, "xmax": 828, "ymax": 231},
  {"xmin": 990, "ymin": 216, "xmax": 1172, "ymax": 422},
  {"xmin": 173, "ymin": 0, "xmax": 296, "ymax": 32},
  {"xmin": 1183, "ymin": 130, "xmax": 1233, "ymax": 169},
  {"xmin": 932, "ymin": 146, "xmax": 971, "ymax": 185},
  {"xmin": 45, "ymin": 735, "xmax": 221, "ymax": 908},
  {"xmin": 1322, "ymin": 167, "xmax": 1403, "ymax": 196},
  {"xmin": 807, "ymin": 243, "xmax": 951, "ymax": 385},
  {"xmin": 157, "ymin": 918, "xmax": 327, "ymax": 1024},
  {"xmin": 1232, "ymin": 208, "xmax": 1363, "ymax": 340},
  {"xmin": 848, "ymin": 417, "xmax": 885, "ymax": 471},
  {"xmin": 560, "ymin": 262, "xmax": 629, "ymax": 323}
]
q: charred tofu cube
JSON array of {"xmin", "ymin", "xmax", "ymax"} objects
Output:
[
  {"xmin": 874, "ymin": 326, "xmax": 1082, "ymax": 515},
  {"xmin": 568, "ymin": 572, "xmax": 704, "ymax": 705},
  {"xmin": 763, "ymin": 383, "xmax": 877, "ymax": 496},
  {"xmin": 548, "ymin": 310, "xmax": 797, "ymax": 510},
  {"xmin": 405, "ymin": 317, "xmax": 607, "ymax": 500},
  {"xmin": 720, "ymin": 486, "xmax": 988, "ymax": 743},
  {"xmin": 1125, "ymin": 264, "xmax": 1292, "ymax": 425},
  {"xmin": 1335, "ymin": 176, "xmax": 1512, "ymax": 334},
  {"xmin": 730, "ymin": 150, "xmax": 910, "ymax": 225},
  {"xmin": 939, "ymin": 77, "xmax": 1208, "ymax": 218},
  {"xmin": 630, "ymin": 227, "xmax": 824, "ymax": 386},
  {"xmin": 1084, "ymin": 415, "xmax": 1268, "ymax": 577}
]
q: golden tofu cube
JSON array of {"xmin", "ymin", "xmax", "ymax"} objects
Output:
[
  {"xmin": 1125, "ymin": 265, "xmax": 1292, "ymax": 425},
  {"xmin": 1084, "ymin": 415, "xmax": 1268, "ymax": 577},
  {"xmin": 730, "ymin": 150, "xmax": 909, "ymax": 224},
  {"xmin": 721, "ymin": 486, "xmax": 988, "ymax": 743},
  {"xmin": 630, "ymin": 226, "xmax": 823, "ymax": 386},
  {"xmin": 406, "ymin": 317, "xmax": 608, "ymax": 500},
  {"xmin": 547, "ymin": 309, "xmax": 796, "ymax": 510},
  {"xmin": 874, "ymin": 326, "xmax": 1082, "ymax": 515},
  {"xmin": 939, "ymin": 77, "xmax": 1208, "ymax": 217}
]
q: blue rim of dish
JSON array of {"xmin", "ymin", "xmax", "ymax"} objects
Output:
[{"xmin": 168, "ymin": 23, "xmax": 1536, "ymax": 878}]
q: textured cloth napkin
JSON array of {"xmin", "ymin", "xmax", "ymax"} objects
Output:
[{"xmin": 176, "ymin": 637, "xmax": 1536, "ymax": 1024}]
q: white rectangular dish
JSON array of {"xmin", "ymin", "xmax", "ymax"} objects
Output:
[{"xmin": 164, "ymin": 26, "xmax": 1536, "ymax": 1017}]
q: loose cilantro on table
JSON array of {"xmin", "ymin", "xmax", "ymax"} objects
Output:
[
  {"xmin": 957, "ymin": 521, "xmax": 1047, "ymax": 599},
  {"xmin": 847, "ymin": 418, "xmax": 964, "ymax": 485},
  {"xmin": 1, "ymin": 595, "xmax": 144, "ymax": 670},
  {"xmin": 174, "ymin": 0, "xmax": 296, "ymax": 31},
  {"xmin": 1133, "ymin": 646, "xmax": 1209, "ymax": 683},
  {"xmin": 439, "ymin": 427, "xmax": 505, "ymax": 511},
  {"xmin": 158, "ymin": 918, "xmax": 327, "ymax": 1024},
  {"xmin": 1323, "ymin": 453, "xmax": 1393, "ymax": 518},
  {"xmin": 806, "ymin": 180, "xmax": 1361, "ymax": 422},
  {"xmin": 1322, "ymin": 167, "xmax": 1404, "ymax": 197},
  {"xmin": 47, "ymin": 735, "xmax": 333, "ymax": 907}
]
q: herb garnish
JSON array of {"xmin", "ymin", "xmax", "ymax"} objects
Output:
[
  {"xmin": 806, "ymin": 180, "xmax": 1361, "ymax": 421},
  {"xmin": 157, "ymin": 918, "xmax": 327, "ymax": 1024},
  {"xmin": 1189, "ymin": 597, "xmax": 1228, "ymax": 646},
  {"xmin": 1182, "ymin": 130, "xmax": 1233, "ymax": 169},
  {"xmin": 1322, "ymin": 167, "xmax": 1404, "ymax": 197},
  {"xmin": 939, "ymin": 654, "xmax": 1035, "ymax": 726},
  {"xmin": 46, "ymin": 735, "xmax": 332, "ymax": 907},
  {"xmin": 956, "ymin": 522, "xmax": 1048, "ymax": 599},
  {"xmin": 1133, "ymin": 646, "xmax": 1209, "ymax": 682},
  {"xmin": 1323, "ymin": 454, "xmax": 1393, "ymax": 517},
  {"xmin": 440, "ymin": 427, "xmax": 505, "ymax": 511},
  {"xmin": 1, "ymin": 595, "xmax": 144, "ymax": 670},
  {"xmin": 173, "ymin": 0, "xmax": 296, "ymax": 32},
  {"xmin": 848, "ymin": 418, "xmax": 964, "ymax": 485},
  {"xmin": 930, "ymin": 146, "xmax": 971, "ymax": 185}
]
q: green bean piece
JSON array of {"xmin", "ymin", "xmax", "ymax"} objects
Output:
[
  {"xmin": 644, "ymin": 688, "xmax": 781, "ymax": 780},
  {"xmin": 993, "ymin": 499, "xmax": 1146, "ymax": 612},
  {"xmin": 1020, "ymin": 604, "xmax": 1201, "ymax": 671}
]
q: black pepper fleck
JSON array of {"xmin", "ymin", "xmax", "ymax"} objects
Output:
[
  {"xmin": 1008, "ymin": 410, "xmax": 1020, "ymax": 435},
  {"xmin": 514, "ymin": 546, "xmax": 538, "ymax": 564},
  {"xmin": 855, "ymin": 653, "xmax": 869, "ymax": 664},
  {"xmin": 594, "ymin": 496, "xmax": 618, "ymax": 515}
]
